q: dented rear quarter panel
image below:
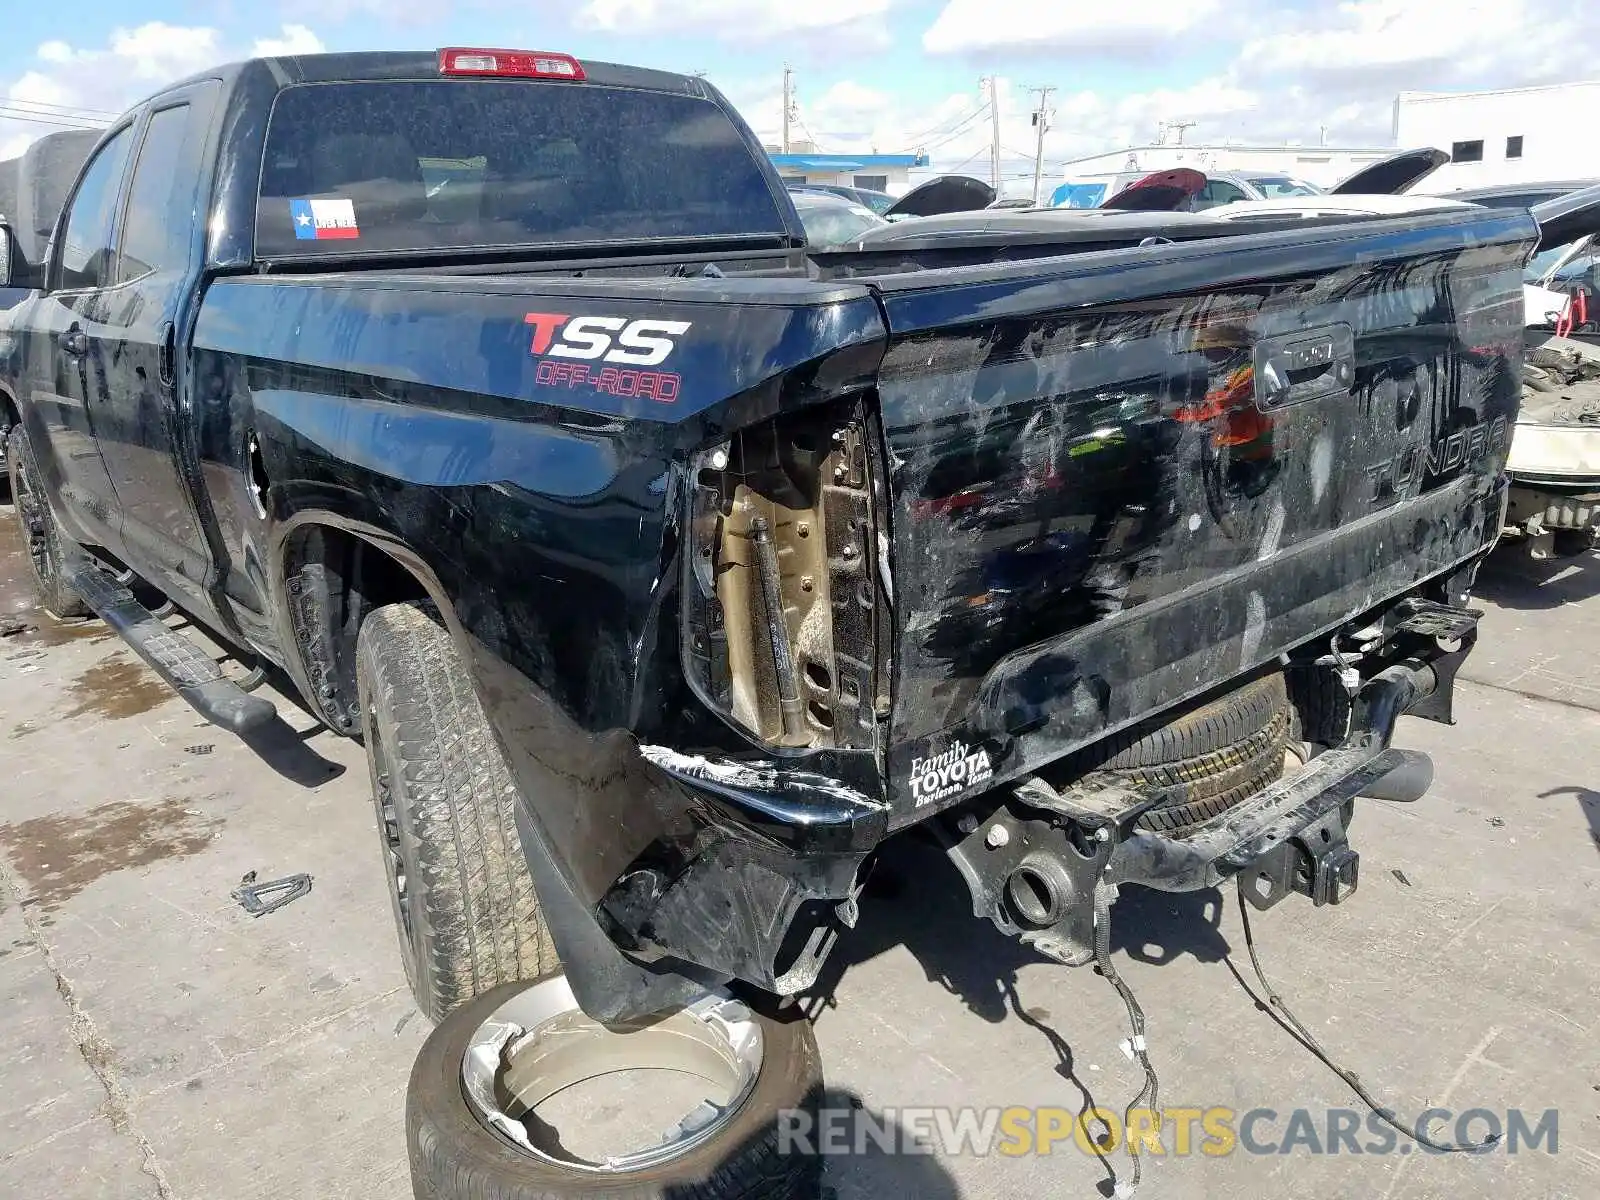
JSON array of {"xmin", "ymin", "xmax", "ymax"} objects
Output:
[{"xmin": 190, "ymin": 271, "xmax": 889, "ymax": 919}]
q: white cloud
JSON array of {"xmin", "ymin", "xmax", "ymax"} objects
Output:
[
  {"xmin": 923, "ymin": 0, "xmax": 1223, "ymax": 56},
  {"xmin": 252, "ymin": 26, "xmax": 327, "ymax": 58},
  {"xmin": 1, "ymin": 24, "xmax": 324, "ymax": 160},
  {"xmin": 1238, "ymin": 0, "xmax": 1600, "ymax": 96},
  {"xmin": 579, "ymin": 0, "xmax": 890, "ymax": 44}
]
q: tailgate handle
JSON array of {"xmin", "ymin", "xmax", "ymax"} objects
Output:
[{"xmin": 1253, "ymin": 324, "xmax": 1355, "ymax": 410}]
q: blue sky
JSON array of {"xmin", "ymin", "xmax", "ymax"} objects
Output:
[{"xmin": 4, "ymin": 1, "xmax": 1597, "ymax": 189}]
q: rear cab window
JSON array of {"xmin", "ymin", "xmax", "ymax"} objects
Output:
[{"xmin": 254, "ymin": 78, "xmax": 788, "ymax": 258}]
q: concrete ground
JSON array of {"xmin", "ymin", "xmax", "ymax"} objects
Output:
[{"xmin": 1, "ymin": 507, "xmax": 1597, "ymax": 1200}]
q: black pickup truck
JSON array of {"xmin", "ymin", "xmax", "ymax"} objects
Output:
[{"xmin": 0, "ymin": 46, "xmax": 1561, "ymax": 1199}]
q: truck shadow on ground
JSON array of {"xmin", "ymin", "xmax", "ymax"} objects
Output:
[
  {"xmin": 814, "ymin": 1087, "xmax": 966, "ymax": 1199},
  {"xmin": 803, "ymin": 834, "xmax": 1236, "ymax": 1198},
  {"xmin": 1537, "ymin": 784, "xmax": 1600, "ymax": 852},
  {"xmin": 1476, "ymin": 543, "xmax": 1600, "ymax": 609},
  {"xmin": 157, "ymin": 646, "xmax": 348, "ymax": 787},
  {"xmin": 809, "ymin": 834, "xmax": 1233, "ymax": 1022},
  {"xmin": 239, "ymin": 716, "xmax": 348, "ymax": 787}
]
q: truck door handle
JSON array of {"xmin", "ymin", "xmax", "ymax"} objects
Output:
[{"xmin": 61, "ymin": 330, "xmax": 88, "ymax": 357}]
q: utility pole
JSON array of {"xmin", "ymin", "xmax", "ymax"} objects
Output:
[
  {"xmin": 1167, "ymin": 119, "xmax": 1197, "ymax": 145},
  {"xmin": 982, "ymin": 77, "xmax": 1001, "ymax": 190},
  {"xmin": 782, "ymin": 64, "xmax": 793, "ymax": 154},
  {"xmin": 1028, "ymin": 85, "xmax": 1055, "ymax": 205}
]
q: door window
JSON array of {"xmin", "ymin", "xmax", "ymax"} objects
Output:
[
  {"xmin": 53, "ymin": 125, "xmax": 135, "ymax": 290},
  {"xmin": 117, "ymin": 106, "xmax": 195, "ymax": 283},
  {"xmin": 1196, "ymin": 180, "xmax": 1248, "ymax": 209}
]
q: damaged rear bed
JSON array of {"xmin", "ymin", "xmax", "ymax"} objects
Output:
[{"xmin": 624, "ymin": 202, "xmax": 1536, "ymax": 1014}]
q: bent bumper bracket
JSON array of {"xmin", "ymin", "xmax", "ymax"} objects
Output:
[{"xmin": 1107, "ymin": 662, "xmax": 1435, "ymax": 893}]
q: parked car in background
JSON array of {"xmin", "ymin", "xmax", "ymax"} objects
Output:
[
  {"xmin": 1185, "ymin": 170, "xmax": 1326, "ymax": 208},
  {"xmin": 1080, "ymin": 149, "xmax": 1450, "ymax": 214},
  {"xmin": 783, "ymin": 180, "xmax": 895, "ymax": 215},
  {"xmin": 1441, "ymin": 181, "xmax": 1600, "ymax": 556},
  {"xmin": 789, "ymin": 189, "xmax": 888, "ymax": 245},
  {"xmin": 1048, "ymin": 168, "xmax": 1321, "ymax": 210},
  {"xmin": 1048, "ymin": 171, "xmax": 1148, "ymax": 208},
  {"xmin": 882, "ymin": 173, "xmax": 994, "ymax": 218},
  {"xmin": 1444, "ymin": 180, "xmax": 1600, "ymax": 332}
]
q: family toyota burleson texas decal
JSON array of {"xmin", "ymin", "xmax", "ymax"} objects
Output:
[{"xmin": 525, "ymin": 312, "xmax": 691, "ymax": 402}]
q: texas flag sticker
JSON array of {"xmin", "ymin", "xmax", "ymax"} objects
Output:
[{"xmin": 289, "ymin": 197, "xmax": 360, "ymax": 240}]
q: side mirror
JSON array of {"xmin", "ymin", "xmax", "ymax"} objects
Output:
[{"xmin": 0, "ymin": 220, "xmax": 41, "ymax": 292}]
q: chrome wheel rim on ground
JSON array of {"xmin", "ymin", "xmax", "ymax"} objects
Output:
[{"xmin": 460, "ymin": 975, "xmax": 764, "ymax": 1173}]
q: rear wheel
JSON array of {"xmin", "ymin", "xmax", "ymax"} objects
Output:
[
  {"xmin": 356, "ymin": 600, "xmax": 559, "ymax": 1023},
  {"xmin": 7, "ymin": 425, "xmax": 88, "ymax": 619}
]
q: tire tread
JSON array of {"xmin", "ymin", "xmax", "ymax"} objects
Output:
[{"xmin": 358, "ymin": 601, "xmax": 557, "ymax": 1023}]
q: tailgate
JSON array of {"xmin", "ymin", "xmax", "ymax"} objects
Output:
[{"xmin": 871, "ymin": 208, "xmax": 1534, "ymax": 819}]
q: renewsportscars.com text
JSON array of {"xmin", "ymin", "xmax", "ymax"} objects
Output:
[{"xmin": 776, "ymin": 1105, "xmax": 1559, "ymax": 1158}]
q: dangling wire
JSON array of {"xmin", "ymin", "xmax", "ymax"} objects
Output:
[
  {"xmin": 1233, "ymin": 879, "xmax": 1499, "ymax": 1155},
  {"xmin": 1093, "ymin": 880, "xmax": 1158, "ymax": 1197}
]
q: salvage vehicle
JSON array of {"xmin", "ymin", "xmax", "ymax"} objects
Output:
[
  {"xmin": 1044, "ymin": 149, "xmax": 1449, "ymax": 214},
  {"xmin": 788, "ymin": 189, "xmax": 887, "ymax": 246},
  {"xmin": 782, "ymin": 180, "xmax": 896, "ymax": 216},
  {"xmin": 0, "ymin": 45, "xmax": 1569, "ymax": 1199},
  {"xmin": 1449, "ymin": 179, "xmax": 1600, "ymax": 338},
  {"xmin": 882, "ymin": 172, "xmax": 994, "ymax": 217}
]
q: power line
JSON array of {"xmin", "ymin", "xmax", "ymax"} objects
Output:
[
  {"xmin": 3, "ymin": 97, "xmax": 121, "ymax": 121},
  {"xmin": 0, "ymin": 106, "xmax": 107, "ymax": 131},
  {"xmin": 794, "ymin": 115, "xmax": 828, "ymax": 153},
  {"xmin": 919, "ymin": 104, "xmax": 990, "ymax": 153},
  {"xmin": 942, "ymin": 146, "xmax": 987, "ymax": 174},
  {"xmin": 896, "ymin": 103, "xmax": 985, "ymax": 150}
]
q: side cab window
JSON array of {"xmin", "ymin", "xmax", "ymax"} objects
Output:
[
  {"xmin": 51, "ymin": 125, "xmax": 136, "ymax": 291},
  {"xmin": 115, "ymin": 105, "xmax": 196, "ymax": 284},
  {"xmin": 1195, "ymin": 180, "xmax": 1248, "ymax": 211}
]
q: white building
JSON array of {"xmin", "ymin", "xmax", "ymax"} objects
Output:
[
  {"xmin": 764, "ymin": 141, "xmax": 929, "ymax": 194},
  {"xmin": 1396, "ymin": 82, "xmax": 1600, "ymax": 193},
  {"xmin": 1051, "ymin": 143, "xmax": 1397, "ymax": 191}
]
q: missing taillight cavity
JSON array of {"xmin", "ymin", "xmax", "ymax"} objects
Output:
[
  {"xmin": 682, "ymin": 402, "xmax": 889, "ymax": 752},
  {"xmin": 437, "ymin": 48, "xmax": 586, "ymax": 80}
]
